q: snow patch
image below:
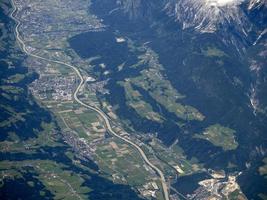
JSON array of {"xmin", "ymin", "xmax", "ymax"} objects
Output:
[
  {"xmin": 116, "ymin": 37, "xmax": 126, "ymax": 43},
  {"xmin": 205, "ymin": 0, "xmax": 244, "ymax": 7}
]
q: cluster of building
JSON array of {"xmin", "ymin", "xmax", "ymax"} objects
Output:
[
  {"xmin": 87, "ymin": 80, "xmax": 109, "ymax": 95},
  {"xmin": 187, "ymin": 173, "xmax": 242, "ymax": 200},
  {"xmin": 62, "ymin": 130, "xmax": 95, "ymax": 160},
  {"xmin": 169, "ymin": 194, "xmax": 181, "ymax": 200},
  {"xmin": 30, "ymin": 75, "xmax": 77, "ymax": 101},
  {"xmin": 62, "ymin": 129, "xmax": 107, "ymax": 162},
  {"xmin": 139, "ymin": 181, "xmax": 160, "ymax": 198}
]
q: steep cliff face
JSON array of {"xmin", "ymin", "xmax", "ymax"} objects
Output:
[
  {"xmin": 246, "ymin": 0, "xmax": 267, "ymax": 34},
  {"xmin": 244, "ymin": 0, "xmax": 267, "ymax": 115},
  {"xmin": 116, "ymin": 0, "xmax": 158, "ymax": 19},
  {"xmin": 117, "ymin": 0, "xmax": 266, "ymax": 52},
  {"xmin": 164, "ymin": 0, "xmax": 247, "ymax": 33}
]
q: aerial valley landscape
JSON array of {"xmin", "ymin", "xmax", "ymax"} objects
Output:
[{"xmin": 0, "ymin": 0, "xmax": 266, "ymax": 199}]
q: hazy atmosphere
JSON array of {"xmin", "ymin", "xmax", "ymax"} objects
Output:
[{"xmin": 0, "ymin": 0, "xmax": 266, "ymax": 200}]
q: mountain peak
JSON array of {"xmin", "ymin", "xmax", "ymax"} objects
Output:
[{"xmin": 164, "ymin": 0, "xmax": 248, "ymax": 33}]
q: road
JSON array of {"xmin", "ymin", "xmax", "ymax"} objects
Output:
[{"xmin": 10, "ymin": 1, "xmax": 169, "ymax": 200}]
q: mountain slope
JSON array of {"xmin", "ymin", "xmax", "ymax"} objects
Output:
[{"xmin": 89, "ymin": 0, "xmax": 267, "ymax": 199}]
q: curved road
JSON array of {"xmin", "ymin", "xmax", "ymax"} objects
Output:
[{"xmin": 10, "ymin": 1, "xmax": 169, "ymax": 200}]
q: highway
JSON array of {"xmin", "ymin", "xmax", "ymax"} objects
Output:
[{"xmin": 10, "ymin": 1, "xmax": 169, "ymax": 200}]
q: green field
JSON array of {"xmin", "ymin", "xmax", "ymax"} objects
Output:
[
  {"xmin": 202, "ymin": 46, "xmax": 227, "ymax": 57},
  {"xmin": 121, "ymin": 48, "xmax": 205, "ymax": 122},
  {"xmin": 119, "ymin": 81, "xmax": 164, "ymax": 123},
  {"xmin": 259, "ymin": 157, "xmax": 267, "ymax": 178},
  {"xmin": 194, "ymin": 124, "xmax": 238, "ymax": 151}
]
